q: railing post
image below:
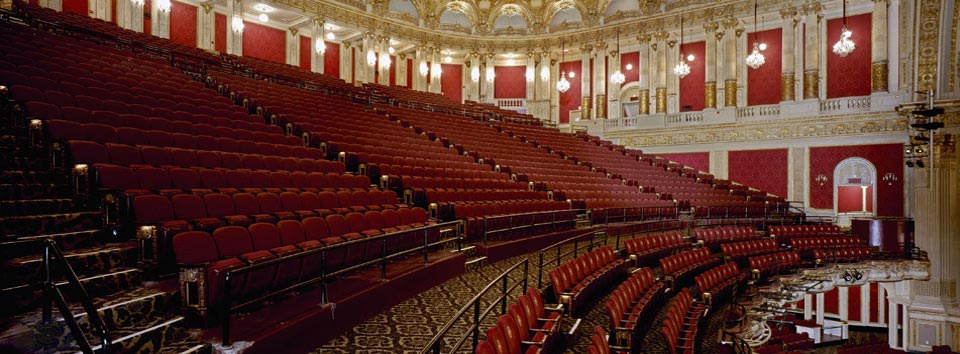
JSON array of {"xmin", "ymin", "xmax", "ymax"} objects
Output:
[
  {"xmin": 42, "ymin": 242, "xmax": 51, "ymax": 325},
  {"xmin": 221, "ymin": 273, "xmax": 232, "ymax": 347},
  {"xmin": 537, "ymin": 251, "xmax": 544, "ymax": 289},
  {"xmin": 320, "ymin": 250, "xmax": 328, "ymax": 304},
  {"xmin": 500, "ymin": 275, "xmax": 508, "ymax": 315},
  {"xmin": 483, "ymin": 217, "xmax": 488, "ymax": 245},
  {"xmin": 381, "ymin": 237, "xmax": 388, "ymax": 279},
  {"xmin": 472, "ymin": 300, "xmax": 481, "ymax": 350},
  {"xmin": 522, "ymin": 260, "xmax": 528, "ymax": 292},
  {"xmin": 423, "ymin": 229, "xmax": 429, "ymax": 264}
]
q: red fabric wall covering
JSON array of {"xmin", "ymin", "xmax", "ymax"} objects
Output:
[
  {"xmin": 441, "ymin": 64, "xmax": 463, "ymax": 103},
  {"xmin": 169, "ymin": 1, "xmax": 197, "ymax": 47},
  {"xmin": 110, "ymin": 0, "xmax": 117, "ymax": 23},
  {"xmin": 351, "ymin": 47, "xmax": 355, "ymax": 84},
  {"xmin": 63, "ymin": 0, "xmax": 88, "ymax": 15},
  {"xmin": 214, "ymin": 13, "xmax": 226, "ymax": 53},
  {"xmin": 298, "ymin": 36, "xmax": 310, "ymax": 71},
  {"xmin": 679, "ymin": 41, "xmax": 705, "ymax": 111},
  {"xmin": 838, "ymin": 186, "xmax": 874, "ymax": 213},
  {"xmin": 848, "ymin": 285, "xmax": 862, "ymax": 322},
  {"xmin": 824, "ymin": 288, "xmax": 839, "ymax": 315},
  {"xmin": 389, "ymin": 55, "xmax": 397, "ymax": 86},
  {"xmin": 494, "ymin": 66, "xmax": 526, "ymax": 98},
  {"xmin": 728, "ymin": 149, "xmax": 788, "ymax": 197},
  {"xmin": 870, "ymin": 283, "xmax": 880, "ymax": 323},
  {"xmin": 658, "ymin": 152, "xmax": 709, "ymax": 172},
  {"xmin": 620, "ymin": 51, "xmax": 639, "ymax": 84},
  {"xmin": 323, "ymin": 42, "xmax": 339, "ymax": 79},
  {"xmin": 808, "ymin": 144, "xmax": 903, "ymax": 216},
  {"xmin": 747, "ymin": 28, "xmax": 782, "ymax": 105},
  {"xmin": 826, "ymin": 14, "xmax": 872, "ymax": 98},
  {"xmin": 142, "ymin": 0, "xmax": 151, "ymax": 35},
  {"xmin": 405, "ymin": 59, "xmax": 413, "ymax": 89},
  {"xmin": 558, "ymin": 60, "xmax": 582, "ymax": 124},
  {"xmin": 242, "ymin": 21, "xmax": 285, "ymax": 64}
]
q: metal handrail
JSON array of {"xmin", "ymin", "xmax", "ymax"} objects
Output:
[
  {"xmin": 39, "ymin": 238, "xmax": 111, "ymax": 354},
  {"xmin": 218, "ymin": 220, "xmax": 462, "ymax": 345},
  {"xmin": 535, "ymin": 229, "xmax": 606, "ymax": 289},
  {"xmin": 419, "ymin": 258, "xmax": 530, "ymax": 354},
  {"xmin": 480, "ymin": 209, "xmax": 582, "ymax": 244}
]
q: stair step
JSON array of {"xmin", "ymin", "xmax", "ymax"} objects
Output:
[
  {"xmin": 465, "ymin": 256, "xmax": 488, "ymax": 271},
  {"xmin": 1, "ymin": 198, "xmax": 79, "ymax": 216},
  {"xmin": 88, "ymin": 316, "xmax": 193, "ymax": 354},
  {"xmin": 0, "ymin": 183, "xmax": 73, "ymax": 201},
  {"xmin": 0, "ymin": 211, "xmax": 103, "ymax": 238},
  {"xmin": 5, "ymin": 242, "xmax": 138, "ymax": 285}
]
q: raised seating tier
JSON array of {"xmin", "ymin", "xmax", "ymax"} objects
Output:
[
  {"xmin": 548, "ymin": 246, "xmax": 629, "ymax": 315},
  {"xmin": 623, "ymin": 230, "xmax": 690, "ymax": 267},
  {"xmin": 604, "ymin": 267, "xmax": 667, "ymax": 350}
]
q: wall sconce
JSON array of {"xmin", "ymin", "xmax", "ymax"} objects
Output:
[
  {"xmin": 470, "ymin": 66, "xmax": 480, "ymax": 82},
  {"xmin": 815, "ymin": 173, "xmax": 828, "ymax": 186},
  {"xmin": 485, "ymin": 66, "xmax": 495, "ymax": 83},
  {"xmin": 419, "ymin": 61, "xmax": 429, "ymax": 76},
  {"xmin": 366, "ymin": 50, "xmax": 377, "ymax": 67},
  {"xmin": 525, "ymin": 67, "xmax": 535, "ymax": 82},
  {"xmin": 882, "ymin": 172, "xmax": 898, "ymax": 185},
  {"xmin": 231, "ymin": 15, "xmax": 245, "ymax": 33}
]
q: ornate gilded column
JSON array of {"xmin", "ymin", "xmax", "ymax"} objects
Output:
[
  {"xmin": 538, "ymin": 52, "xmax": 551, "ymax": 101},
  {"xmin": 637, "ymin": 34, "xmax": 651, "ymax": 115},
  {"xmin": 465, "ymin": 52, "xmax": 480, "ymax": 101},
  {"xmin": 722, "ymin": 17, "xmax": 739, "ymax": 107},
  {"xmin": 526, "ymin": 52, "xmax": 536, "ymax": 102},
  {"xmin": 340, "ymin": 41, "xmax": 353, "ymax": 83},
  {"xmin": 482, "ymin": 52, "xmax": 495, "ymax": 101},
  {"xmin": 377, "ymin": 36, "xmax": 391, "ymax": 86},
  {"xmin": 802, "ymin": 3, "xmax": 822, "ymax": 100},
  {"xmin": 608, "ymin": 46, "xmax": 621, "ymax": 119},
  {"xmin": 198, "ymin": 4, "xmax": 215, "ymax": 51},
  {"xmin": 654, "ymin": 30, "xmax": 668, "ymax": 113},
  {"xmin": 226, "ymin": 0, "xmax": 243, "ymax": 56},
  {"xmin": 704, "ymin": 21, "xmax": 719, "ymax": 109},
  {"xmin": 581, "ymin": 44, "xmax": 593, "ymax": 119},
  {"xmin": 781, "ymin": 8, "xmax": 799, "ymax": 101},
  {"xmin": 594, "ymin": 43, "xmax": 608, "ymax": 119},
  {"xmin": 430, "ymin": 48, "xmax": 443, "ymax": 93},
  {"xmin": 870, "ymin": 0, "xmax": 889, "ymax": 93},
  {"xmin": 310, "ymin": 19, "xmax": 325, "ymax": 74},
  {"xmin": 414, "ymin": 45, "xmax": 427, "ymax": 91}
]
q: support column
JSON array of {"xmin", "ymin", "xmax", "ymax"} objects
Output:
[
  {"xmin": 870, "ymin": 0, "xmax": 889, "ymax": 93},
  {"xmin": 465, "ymin": 53, "xmax": 480, "ymax": 101},
  {"xmin": 781, "ymin": 7, "xmax": 799, "ymax": 101},
  {"xmin": 285, "ymin": 28, "xmax": 300, "ymax": 67},
  {"xmin": 608, "ymin": 47, "xmax": 621, "ymax": 119},
  {"xmin": 537, "ymin": 52, "xmax": 551, "ymax": 101},
  {"xmin": 550, "ymin": 57, "xmax": 559, "ymax": 124},
  {"xmin": 226, "ymin": 0, "xmax": 243, "ymax": 56},
  {"xmin": 482, "ymin": 52, "xmax": 495, "ymax": 101},
  {"xmin": 198, "ymin": 4, "xmax": 215, "ymax": 51},
  {"xmin": 593, "ymin": 43, "xmax": 607, "ymax": 119},
  {"xmin": 115, "ymin": 0, "xmax": 130, "ymax": 30},
  {"xmin": 151, "ymin": 0, "xmax": 170, "ymax": 39},
  {"xmin": 722, "ymin": 17, "xmax": 739, "ymax": 107},
  {"xmin": 377, "ymin": 36, "xmax": 390, "ymax": 85},
  {"xmin": 704, "ymin": 21, "xmax": 719, "ymax": 109},
  {"xmin": 581, "ymin": 45, "xmax": 593, "ymax": 118},
  {"xmin": 526, "ymin": 53, "xmax": 536, "ymax": 102},
  {"xmin": 802, "ymin": 3, "xmax": 822, "ymax": 100},
  {"xmin": 886, "ymin": 0, "xmax": 898, "ymax": 93},
  {"xmin": 414, "ymin": 46, "xmax": 426, "ymax": 91},
  {"xmin": 396, "ymin": 54, "xmax": 407, "ymax": 87},
  {"xmin": 311, "ymin": 19, "xmax": 324, "ymax": 74},
  {"xmin": 359, "ymin": 32, "xmax": 376, "ymax": 84},
  {"xmin": 430, "ymin": 48, "xmax": 442, "ymax": 93},
  {"xmin": 38, "ymin": 0, "xmax": 61, "ymax": 11},
  {"xmin": 89, "ymin": 0, "xmax": 111, "ymax": 22},
  {"xmin": 666, "ymin": 38, "xmax": 678, "ymax": 114},
  {"xmin": 654, "ymin": 31, "xmax": 668, "ymax": 114},
  {"xmin": 637, "ymin": 34, "xmax": 651, "ymax": 115},
  {"xmin": 340, "ymin": 42, "xmax": 353, "ymax": 84}
]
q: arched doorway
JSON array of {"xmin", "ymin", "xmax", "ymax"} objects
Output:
[{"xmin": 833, "ymin": 157, "xmax": 877, "ymax": 217}]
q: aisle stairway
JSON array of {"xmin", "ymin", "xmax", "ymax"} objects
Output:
[{"xmin": 0, "ymin": 122, "xmax": 208, "ymax": 353}]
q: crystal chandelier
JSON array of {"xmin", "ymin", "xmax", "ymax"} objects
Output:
[
  {"xmin": 231, "ymin": 15, "xmax": 245, "ymax": 33},
  {"xmin": 315, "ymin": 38, "xmax": 325, "ymax": 54},
  {"xmin": 557, "ymin": 38, "xmax": 570, "ymax": 93},
  {"xmin": 432, "ymin": 62, "xmax": 442, "ymax": 78},
  {"xmin": 366, "ymin": 50, "xmax": 377, "ymax": 67},
  {"xmin": 609, "ymin": 27, "xmax": 625, "ymax": 85},
  {"xmin": 746, "ymin": 2, "xmax": 766, "ymax": 69},
  {"xmin": 419, "ymin": 61, "xmax": 429, "ymax": 76},
  {"xmin": 471, "ymin": 66, "xmax": 481, "ymax": 82},
  {"xmin": 673, "ymin": 16, "xmax": 690, "ymax": 78},
  {"xmin": 832, "ymin": 0, "xmax": 855, "ymax": 57},
  {"xmin": 486, "ymin": 66, "xmax": 495, "ymax": 82},
  {"xmin": 380, "ymin": 53, "xmax": 392, "ymax": 69}
]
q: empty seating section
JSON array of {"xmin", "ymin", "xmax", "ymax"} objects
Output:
[
  {"xmin": 622, "ymin": 231, "xmax": 689, "ymax": 267},
  {"xmin": 658, "ymin": 247, "xmax": 720, "ymax": 288},
  {"xmin": 660, "ymin": 289, "xmax": 706, "ymax": 354},
  {"xmin": 748, "ymin": 251, "xmax": 803, "ymax": 278},
  {"xmin": 604, "ymin": 268, "xmax": 666, "ymax": 350},
  {"xmin": 474, "ymin": 287, "xmax": 564, "ymax": 354},
  {"xmin": 548, "ymin": 246, "xmax": 629, "ymax": 315},
  {"xmin": 768, "ymin": 224, "xmax": 842, "ymax": 244},
  {"xmin": 693, "ymin": 226, "xmax": 759, "ymax": 250},
  {"xmin": 720, "ymin": 239, "xmax": 780, "ymax": 263},
  {"xmin": 789, "ymin": 236, "xmax": 872, "ymax": 263},
  {"xmin": 693, "ymin": 262, "xmax": 744, "ymax": 304}
]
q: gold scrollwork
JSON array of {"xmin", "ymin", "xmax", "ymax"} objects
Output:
[
  {"xmin": 639, "ymin": 89, "xmax": 650, "ymax": 115},
  {"xmin": 655, "ymin": 88, "xmax": 667, "ymax": 113},
  {"xmin": 705, "ymin": 82, "xmax": 717, "ymax": 108},
  {"xmin": 871, "ymin": 61, "xmax": 889, "ymax": 92}
]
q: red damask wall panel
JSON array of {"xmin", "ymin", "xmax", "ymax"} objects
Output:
[
  {"xmin": 838, "ymin": 185, "xmax": 874, "ymax": 213},
  {"xmin": 728, "ymin": 149, "xmax": 788, "ymax": 197},
  {"xmin": 808, "ymin": 144, "xmax": 903, "ymax": 216},
  {"xmin": 848, "ymin": 286, "xmax": 862, "ymax": 322},
  {"xmin": 826, "ymin": 14, "xmax": 872, "ymax": 98},
  {"xmin": 214, "ymin": 13, "xmax": 226, "ymax": 53},
  {"xmin": 63, "ymin": 0, "xmax": 88, "ymax": 15},
  {"xmin": 494, "ymin": 66, "xmax": 526, "ymax": 98},
  {"xmin": 441, "ymin": 64, "xmax": 463, "ymax": 103},
  {"xmin": 324, "ymin": 42, "xmax": 339, "ymax": 79},
  {"xmin": 406, "ymin": 59, "xmax": 413, "ymax": 89},
  {"xmin": 869, "ymin": 283, "xmax": 880, "ymax": 322},
  {"xmin": 658, "ymin": 152, "xmax": 710, "ymax": 173},
  {"xmin": 389, "ymin": 55, "xmax": 397, "ymax": 86},
  {"xmin": 169, "ymin": 1, "xmax": 197, "ymax": 47},
  {"xmin": 559, "ymin": 60, "xmax": 582, "ymax": 124},
  {"xmin": 824, "ymin": 288, "xmax": 839, "ymax": 315},
  {"xmin": 298, "ymin": 36, "xmax": 310, "ymax": 71},
  {"xmin": 747, "ymin": 28, "xmax": 782, "ymax": 105},
  {"xmin": 621, "ymin": 51, "xmax": 639, "ymax": 84},
  {"xmin": 679, "ymin": 41, "xmax": 705, "ymax": 112},
  {"xmin": 242, "ymin": 22, "xmax": 285, "ymax": 64},
  {"xmin": 110, "ymin": 0, "xmax": 116, "ymax": 23},
  {"xmin": 142, "ymin": 0, "xmax": 150, "ymax": 35}
]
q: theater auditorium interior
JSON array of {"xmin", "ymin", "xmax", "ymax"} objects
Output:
[{"xmin": 0, "ymin": 0, "xmax": 957, "ymax": 353}]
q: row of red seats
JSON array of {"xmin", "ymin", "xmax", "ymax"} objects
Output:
[
  {"xmin": 548, "ymin": 246, "xmax": 629, "ymax": 315},
  {"xmin": 586, "ymin": 326, "xmax": 627, "ymax": 354},
  {"xmin": 96, "ymin": 165, "xmax": 360, "ymax": 195},
  {"xmin": 754, "ymin": 332, "xmax": 815, "ymax": 353},
  {"xmin": 67, "ymin": 140, "xmax": 336, "ymax": 172},
  {"xmin": 623, "ymin": 231, "xmax": 689, "ymax": 267},
  {"xmin": 769, "ymin": 224, "xmax": 842, "ymax": 242},
  {"xmin": 660, "ymin": 289, "xmax": 706, "ymax": 354},
  {"xmin": 693, "ymin": 262, "xmax": 744, "ymax": 304},
  {"xmin": 425, "ymin": 189, "xmax": 547, "ymax": 204},
  {"xmin": 659, "ymin": 248, "xmax": 719, "ymax": 288},
  {"xmin": 813, "ymin": 248, "xmax": 873, "ymax": 264},
  {"xmin": 603, "ymin": 267, "xmax": 666, "ymax": 350},
  {"xmin": 694, "ymin": 226, "xmax": 759, "ymax": 250},
  {"xmin": 400, "ymin": 175, "xmax": 525, "ymax": 191},
  {"xmin": 475, "ymin": 288, "xmax": 563, "ymax": 354},
  {"xmin": 720, "ymin": 239, "xmax": 780, "ymax": 261},
  {"xmin": 790, "ymin": 236, "xmax": 865, "ymax": 251},
  {"xmin": 171, "ymin": 213, "xmax": 434, "ymax": 317},
  {"xmin": 587, "ymin": 202, "xmax": 678, "ymax": 223},
  {"xmin": 748, "ymin": 251, "xmax": 803, "ymax": 279}
]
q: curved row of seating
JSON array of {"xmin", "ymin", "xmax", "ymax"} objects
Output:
[
  {"xmin": 96, "ymin": 165, "xmax": 361, "ymax": 195},
  {"xmin": 693, "ymin": 262, "xmax": 744, "ymax": 305},
  {"xmin": 659, "ymin": 248, "xmax": 720, "ymax": 288},
  {"xmin": 603, "ymin": 267, "xmax": 666, "ymax": 350},
  {"xmin": 748, "ymin": 251, "xmax": 803, "ymax": 279},
  {"xmin": 456, "ymin": 201, "xmax": 575, "ymax": 241},
  {"xmin": 623, "ymin": 231, "xmax": 689, "ymax": 267},
  {"xmin": 586, "ymin": 326, "xmax": 627, "ymax": 354},
  {"xmin": 693, "ymin": 226, "xmax": 758, "ymax": 250},
  {"xmin": 789, "ymin": 236, "xmax": 865, "ymax": 251},
  {"xmin": 475, "ymin": 288, "xmax": 563, "ymax": 354},
  {"xmin": 660, "ymin": 289, "xmax": 706, "ymax": 354},
  {"xmin": 769, "ymin": 224, "xmax": 842, "ymax": 243},
  {"xmin": 720, "ymin": 239, "xmax": 780, "ymax": 263},
  {"xmin": 812, "ymin": 248, "xmax": 873, "ymax": 264},
  {"xmin": 548, "ymin": 246, "xmax": 629, "ymax": 315}
]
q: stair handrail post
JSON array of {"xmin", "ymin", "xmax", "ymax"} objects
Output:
[
  {"xmin": 42, "ymin": 241, "xmax": 52, "ymax": 325},
  {"xmin": 44, "ymin": 239, "xmax": 111, "ymax": 353},
  {"xmin": 222, "ymin": 273, "xmax": 233, "ymax": 346}
]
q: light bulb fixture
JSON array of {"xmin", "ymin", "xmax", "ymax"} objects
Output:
[
  {"xmin": 471, "ymin": 66, "xmax": 481, "ymax": 82},
  {"xmin": 258, "ymin": 13, "xmax": 269, "ymax": 22},
  {"xmin": 388, "ymin": 47, "xmax": 395, "ymax": 54},
  {"xmin": 131, "ymin": 0, "xmax": 144, "ymax": 6},
  {"xmin": 444, "ymin": 56, "xmax": 452, "ymax": 63},
  {"xmin": 485, "ymin": 66, "xmax": 495, "ymax": 82},
  {"xmin": 557, "ymin": 38, "xmax": 570, "ymax": 93},
  {"xmin": 833, "ymin": 0, "xmax": 855, "ymax": 57},
  {"xmin": 366, "ymin": 50, "xmax": 377, "ymax": 67},
  {"xmin": 758, "ymin": 43, "xmax": 768, "ymax": 51},
  {"xmin": 673, "ymin": 16, "xmax": 690, "ymax": 78},
  {"xmin": 315, "ymin": 38, "xmax": 326, "ymax": 54},
  {"xmin": 610, "ymin": 27, "xmax": 626, "ymax": 85},
  {"xmin": 156, "ymin": 0, "xmax": 171, "ymax": 12},
  {"xmin": 686, "ymin": 54, "xmax": 695, "ymax": 62},
  {"xmin": 380, "ymin": 53, "xmax": 392, "ymax": 69},
  {"xmin": 540, "ymin": 65, "xmax": 550, "ymax": 81},
  {"xmin": 432, "ymin": 62, "xmax": 442, "ymax": 78},
  {"xmin": 231, "ymin": 15, "xmax": 245, "ymax": 33},
  {"xmin": 745, "ymin": 1, "xmax": 766, "ymax": 69},
  {"xmin": 525, "ymin": 67, "xmax": 535, "ymax": 82},
  {"xmin": 568, "ymin": 71, "xmax": 575, "ymax": 78},
  {"xmin": 419, "ymin": 61, "xmax": 429, "ymax": 76},
  {"xmin": 625, "ymin": 63, "xmax": 633, "ymax": 70},
  {"xmin": 326, "ymin": 32, "xmax": 335, "ymax": 40}
]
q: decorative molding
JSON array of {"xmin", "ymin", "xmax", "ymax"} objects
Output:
[
  {"xmin": 872, "ymin": 61, "xmax": 889, "ymax": 93},
  {"xmin": 916, "ymin": 0, "xmax": 941, "ymax": 93},
  {"xmin": 655, "ymin": 87, "xmax": 667, "ymax": 113},
  {"xmin": 724, "ymin": 79, "xmax": 737, "ymax": 107},
  {"xmin": 705, "ymin": 81, "xmax": 717, "ymax": 108}
]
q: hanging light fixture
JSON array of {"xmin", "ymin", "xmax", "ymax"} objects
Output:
[
  {"xmin": 315, "ymin": 25, "xmax": 326, "ymax": 54},
  {"xmin": 471, "ymin": 65, "xmax": 481, "ymax": 82},
  {"xmin": 557, "ymin": 38, "xmax": 571, "ymax": 93},
  {"xmin": 432, "ymin": 62, "xmax": 442, "ymax": 78},
  {"xmin": 485, "ymin": 66, "xmax": 495, "ymax": 83},
  {"xmin": 419, "ymin": 61, "xmax": 429, "ymax": 76},
  {"xmin": 672, "ymin": 16, "xmax": 690, "ymax": 78},
  {"xmin": 131, "ymin": 0, "xmax": 144, "ymax": 6},
  {"xmin": 380, "ymin": 52, "xmax": 392, "ymax": 69},
  {"xmin": 540, "ymin": 65, "xmax": 550, "ymax": 82},
  {"xmin": 366, "ymin": 49, "xmax": 377, "ymax": 67},
  {"xmin": 610, "ymin": 27, "xmax": 626, "ymax": 85},
  {"xmin": 525, "ymin": 67, "xmax": 535, "ymax": 82},
  {"xmin": 746, "ymin": 1, "xmax": 766, "ymax": 69},
  {"xmin": 231, "ymin": 14, "xmax": 245, "ymax": 33},
  {"xmin": 156, "ymin": 0, "xmax": 171, "ymax": 12},
  {"xmin": 832, "ymin": 0, "xmax": 855, "ymax": 57}
]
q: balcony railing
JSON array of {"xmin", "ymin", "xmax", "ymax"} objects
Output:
[
  {"xmin": 736, "ymin": 104, "xmax": 781, "ymax": 119},
  {"xmin": 494, "ymin": 98, "xmax": 526, "ymax": 110}
]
